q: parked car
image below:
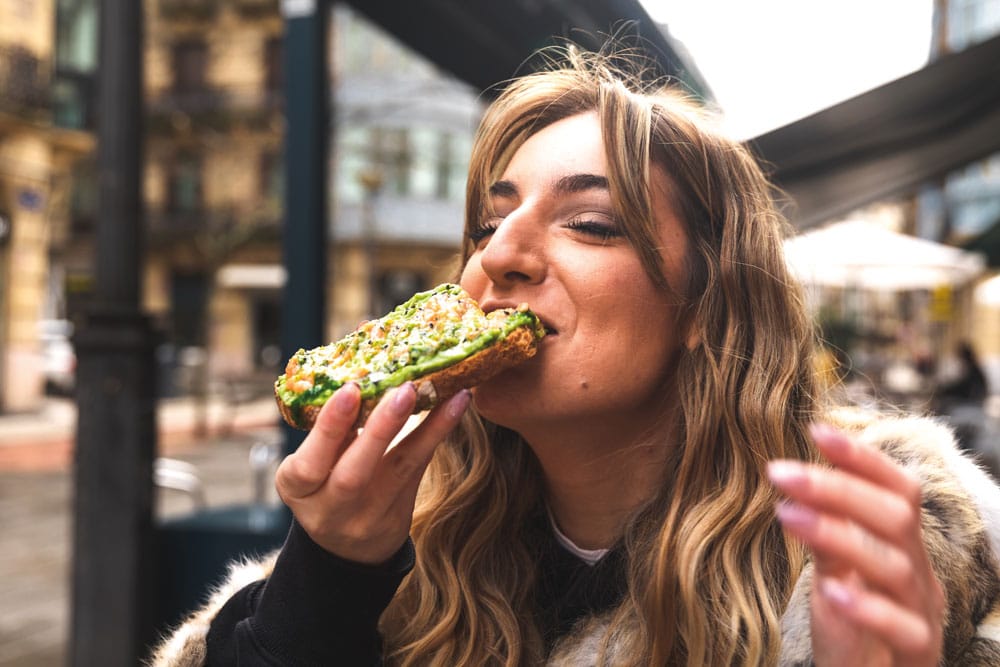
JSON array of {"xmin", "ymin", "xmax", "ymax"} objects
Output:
[{"xmin": 38, "ymin": 319, "xmax": 76, "ymax": 395}]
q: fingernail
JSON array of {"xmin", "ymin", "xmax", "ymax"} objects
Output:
[
  {"xmin": 819, "ymin": 577, "xmax": 853, "ymax": 607},
  {"xmin": 391, "ymin": 383, "xmax": 416, "ymax": 415},
  {"xmin": 446, "ymin": 389, "xmax": 471, "ymax": 420},
  {"xmin": 774, "ymin": 501, "xmax": 818, "ymax": 530},
  {"xmin": 808, "ymin": 422, "xmax": 835, "ymax": 441},
  {"xmin": 767, "ymin": 460, "xmax": 807, "ymax": 487},
  {"xmin": 333, "ymin": 384, "xmax": 358, "ymax": 415},
  {"xmin": 809, "ymin": 422, "xmax": 848, "ymax": 454}
]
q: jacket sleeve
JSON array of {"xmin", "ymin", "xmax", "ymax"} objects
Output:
[{"xmin": 147, "ymin": 521, "xmax": 415, "ymax": 666}]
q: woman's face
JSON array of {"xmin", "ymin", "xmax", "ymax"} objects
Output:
[{"xmin": 459, "ymin": 112, "xmax": 691, "ymax": 443}]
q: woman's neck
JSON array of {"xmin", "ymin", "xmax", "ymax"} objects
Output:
[{"xmin": 535, "ymin": 435, "xmax": 670, "ymax": 550}]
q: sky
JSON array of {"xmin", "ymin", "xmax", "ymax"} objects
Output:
[{"xmin": 640, "ymin": 0, "xmax": 936, "ymax": 139}]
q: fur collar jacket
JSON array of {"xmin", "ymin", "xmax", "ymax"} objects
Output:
[{"xmin": 150, "ymin": 410, "xmax": 1000, "ymax": 666}]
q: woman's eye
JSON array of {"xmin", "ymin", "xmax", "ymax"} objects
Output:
[
  {"xmin": 566, "ymin": 219, "xmax": 623, "ymax": 242},
  {"xmin": 468, "ymin": 219, "xmax": 500, "ymax": 246}
]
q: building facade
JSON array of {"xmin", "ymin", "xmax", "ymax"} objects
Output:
[
  {"xmin": 921, "ymin": 0, "xmax": 1000, "ymax": 380},
  {"xmin": 0, "ymin": 0, "xmax": 93, "ymax": 413},
  {"xmin": 48, "ymin": 1, "xmax": 480, "ymax": 401}
]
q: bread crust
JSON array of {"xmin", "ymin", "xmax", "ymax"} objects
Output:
[{"xmin": 275, "ymin": 324, "xmax": 538, "ymax": 430}]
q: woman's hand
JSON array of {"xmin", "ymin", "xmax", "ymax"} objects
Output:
[
  {"xmin": 275, "ymin": 382, "xmax": 470, "ymax": 565},
  {"xmin": 769, "ymin": 423, "xmax": 945, "ymax": 667}
]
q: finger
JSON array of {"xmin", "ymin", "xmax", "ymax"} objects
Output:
[
  {"xmin": 775, "ymin": 501, "xmax": 924, "ymax": 604},
  {"xmin": 809, "ymin": 423, "xmax": 923, "ymax": 506},
  {"xmin": 768, "ymin": 459, "xmax": 922, "ymax": 549},
  {"xmin": 276, "ymin": 384, "xmax": 361, "ymax": 499},
  {"xmin": 329, "ymin": 383, "xmax": 417, "ymax": 494},
  {"xmin": 383, "ymin": 389, "xmax": 471, "ymax": 498},
  {"xmin": 817, "ymin": 575, "xmax": 940, "ymax": 658}
]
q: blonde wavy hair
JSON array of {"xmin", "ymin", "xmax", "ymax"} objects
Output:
[{"xmin": 380, "ymin": 47, "xmax": 823, "ymax": 666}]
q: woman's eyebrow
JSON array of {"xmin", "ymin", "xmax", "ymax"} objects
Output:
[
  {"xmin": 489, "ymin": 174, "xmax": 609, "ymax": 199},
  {"xmin": 554, "ymin": 173, "xmax": 609, "ymax": 194}
]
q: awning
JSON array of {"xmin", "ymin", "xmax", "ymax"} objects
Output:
[
  {"xmin": 338, "ymin": 0, "xmax": 711, "ymax": 99},
  {"xmin": 750, "ymin": 33, "xmax": 1000, "ymax": 230}
]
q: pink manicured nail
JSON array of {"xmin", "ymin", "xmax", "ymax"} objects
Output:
[
  {"xmin": 767, "ymin": 460, "xmax": 807, "ymax": 487},
  {"xmin": 809, "ymin": 422, "xmax": 848, "ymax": 454},
  {"xmin": 819, "ymin": 577, "xmax": 853, "ymax": 607},
  {"xmin": 808, "ymin": 422, "xmax": 836, "ymax": 441},
  {"xmin": 332, "ymin": 384, "xmax": 358, "ymax": 415},
  {"xmin": 775, "ymin": 501, "xmax": 818, "ymax": 530},
  {"xmin": 446, "ymin": 389, "xmax": 471, "ymax": 419},
  {"xmin": 391, "ymin": 383, "xmax": 416, "ymax": 415}
]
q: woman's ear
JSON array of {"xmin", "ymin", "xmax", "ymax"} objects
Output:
[
  {"xmin": 681, "ymin": 308, "xmax": 700, "ymax": 351},
  {"xmin": 685, "ymin": 327, "xmax": 700, "ymax": 351}
]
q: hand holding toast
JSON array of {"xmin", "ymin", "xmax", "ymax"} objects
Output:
[
  {"xmin": 275, "ymin": 382, "xmax": 471, "ymax": 565},
  {"xmin": 769, "ymin": 424, "xmax": 945, "ymax": 667}
]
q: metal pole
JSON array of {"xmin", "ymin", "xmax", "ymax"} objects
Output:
[
  {"xmin": 359, "ymin": 168, "xmax": 384, "ymax": 319},
  {"xmin": 70, "ymin": 0, "xmax": 158, "ymax": 662},
  {"xmin": 281, "ymin": 0, "xmax": 330, "ymax": 456}
]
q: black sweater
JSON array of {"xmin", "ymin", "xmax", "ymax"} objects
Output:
[{"xmin": 205, "ymin": 521, "xmax": 626, "ymax": 665}]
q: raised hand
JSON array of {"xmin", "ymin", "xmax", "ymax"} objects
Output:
[
  {"xmin": 275, "ymin": 383, "xmax": 470, "ymax": 565},
  {"xmin": 769, "ymin": 423, "xmax": 945, "ymax": 667}
]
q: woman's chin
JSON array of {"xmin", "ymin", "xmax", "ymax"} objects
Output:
[{"xmin": 470, "ymin": 373, "xmax": 535, "ymax": 426}]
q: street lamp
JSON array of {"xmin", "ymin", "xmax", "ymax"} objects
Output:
[{"xmin": 357, "ymin": 166, "xmax": 384, "ymax": 319}]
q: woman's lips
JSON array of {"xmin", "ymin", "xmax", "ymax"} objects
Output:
[{"xmin": 480, "ymin": 299, "xmax": 555, "ymax": 336}]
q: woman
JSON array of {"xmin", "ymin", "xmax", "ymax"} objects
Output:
[{"xmin": 152, "ymin": 48, "xmax": 1000, "ymax": 666}]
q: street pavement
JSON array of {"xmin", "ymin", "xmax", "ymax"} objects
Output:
[
  {"xmin": 0, "ymin": 395, "xmax": 284, "ymax": 667},
  {"xmin": 6, "ymin": 392, "xmax": 999, "ymax": 666}
]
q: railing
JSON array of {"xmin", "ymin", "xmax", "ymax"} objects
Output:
[
  {"xmin": 146, "ymin": 85, "xmax": 283, "ymax": 123},
  {"xmin": 159, "ymin": 0, "xmax": 221, "ymax": 21},
  {"xmin": 147, "ymin": 207, "xmax": 282, "ymax": 243},
  {"xmin": 159, "ymin": 0, "xmax": 277, "ymax": 21},
  {"xmin": 235, "ymin": 0, "xmax": 279, "ymax": 18}
]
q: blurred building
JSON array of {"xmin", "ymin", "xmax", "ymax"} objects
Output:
[
  {"xmin": 919, "ymin": 0, "xmax": 1000, "ymax": 384},
  {"xmin": 51, "ymin": 1, "xmax": 480, "ymax": 399},
  {"xmin": 0, "ymin": 0, "xmax": 93, "ymax": 413},
  {"xmin": 6, "ymin": 1, "xmax": 706, "ymax": 412},
  {"xmin": 324, "ymin": 4, "xmax": 478, "ymax": 334}
]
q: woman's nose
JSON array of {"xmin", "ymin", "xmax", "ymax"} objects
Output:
[{"xmin": 478, "ymin": 210, "xmax": 546, "ymax": 286}]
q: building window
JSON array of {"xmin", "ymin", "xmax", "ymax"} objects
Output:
[
  {"xmin": 334, "ymin": 126, "xmax": 369, "ymax": 205},
  {"xmin": 408, "ymin": 127, "xmax": 437, "ymax": 199},
  {"xmin": 168, "ymin": 154, "xmax": 202, "ymax": 215},
  {"xmin": 170, "ymin": 271, "xmax": 208, "ymax": 347},
  {"xmin": 56, "ymin": 0, "xmax": 98, "ymax": 72},
  {"xmin": 403, "ymin": 129, "xmax": 467, "ymax": 201},
  {"xmin": 69, "ymin": 158, "xmax": 99, "ymax": 231},
  {"xmin": 259, "ymin": 150, "xmax": 284, "ymax": 206},
  {"xmin": 264, "ymin": 36, "xmax": 283, "ymax": 97},
  {"xmin": 172, "ymin": 39, "xmax": 208, "ymax": 95},
  {"xmin": 251, "ymin": 295, "xmax": 282, "ymax": 370},
  {"xmin": 372, "ymin": 127, "xmax": 411, "ymax": 197},
  {"xmin": 377, "ymin": 270, "xmax": 426, "ymax": 316}
]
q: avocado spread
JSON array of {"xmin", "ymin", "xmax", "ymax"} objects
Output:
[{"xmin": 276, "ymin": 283, "xmax": 543, "ymax": 417}]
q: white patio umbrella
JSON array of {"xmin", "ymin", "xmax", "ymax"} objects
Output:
[{"xmin": 784, "ymin": 220, "xmax": 986, "ymax": 291}]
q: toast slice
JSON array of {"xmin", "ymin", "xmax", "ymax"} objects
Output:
[{"xmin": 274, "ymin": 283, "xmax": 545, "ymax": 430}]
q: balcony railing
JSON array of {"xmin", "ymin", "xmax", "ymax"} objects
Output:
[
  {"xmin": 147, "ymin": 207, "xmax": 281, "ymax": 246},
  {"xmin": 159, "ymin": 0, "xmax": 221, "ymax": 21},
  {"xmin": 0, "ymin": 45, "xmax": 50, "ymax": 115},
  {"xmin": 235, "ymin": 0, "xmax": 279, "ymax": 18},
  {"xmin": 146, "ymin": 85, "xmax": 283, "ymax": 130}
]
